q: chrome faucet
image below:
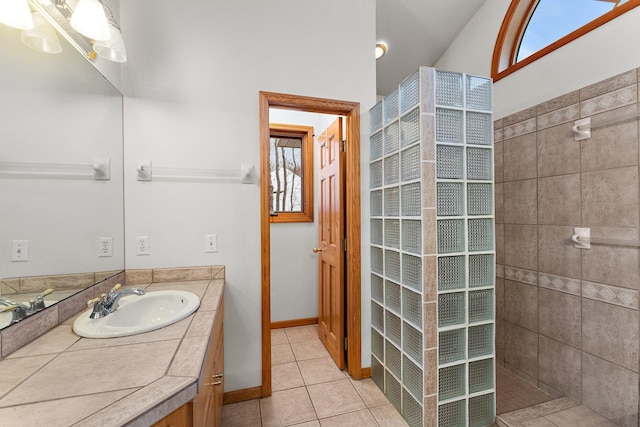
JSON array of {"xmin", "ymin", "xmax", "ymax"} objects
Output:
[
  {"xmin": 0, "ymin": 299, "xmax": 28, "ymax": 324},
  {"xmin": 26, "ymin": 288, "xmax": 54, "ymax": 312},
  {"xmin": 88, "ymin": 284, "xmax": 145, "ymax": 319}
]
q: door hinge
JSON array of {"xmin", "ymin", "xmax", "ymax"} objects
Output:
[
  {"xmin": 344, "ymin": 337, "xmax": 348, "ymax": 350},
  {"xmin": 341, "ymin": 139, "xmax": 347, "ymax": 152},
  {"xmin": 341, "ymin": 239, "xmax": 347, "ymax": 252}
]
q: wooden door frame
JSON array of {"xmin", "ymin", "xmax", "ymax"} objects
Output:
[{"xmin": 259, "ymin": 91, "xmax": 362, "ymax": 397}]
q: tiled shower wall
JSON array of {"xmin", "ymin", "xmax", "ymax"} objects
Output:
[{"xmin": 494, "ymin": 68, "xmax": 640, "ymax": 427}]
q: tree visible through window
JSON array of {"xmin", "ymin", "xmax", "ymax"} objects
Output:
[
  {"xmin": 270, "ymin": 135, "xmax": 303, "ymax": 212},
  {"xmin": 269, "ymin": 123, "xmax": 314, "ymax": 223}
]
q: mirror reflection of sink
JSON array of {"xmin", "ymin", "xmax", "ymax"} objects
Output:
[
  {"xmin": 73, "ymin": 290, "xmax": 200, "ymax": 338},
  {"xmin": 0, "ymin": 300, "xmax": 58, "ymax": 328}
]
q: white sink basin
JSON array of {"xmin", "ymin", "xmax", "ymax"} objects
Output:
[{"xmin": 73, "ymin": 290, "xmax": 200, "ymax": 338}]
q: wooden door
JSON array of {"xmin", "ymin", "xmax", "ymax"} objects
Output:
[{"xmin": 316, "ymin": 117, "xmax": 345, "ymax": 369}]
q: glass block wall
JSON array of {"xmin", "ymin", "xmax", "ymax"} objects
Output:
[{"xmin": 369, "ymin": 67, "xmax": 495, "ymax": 427}]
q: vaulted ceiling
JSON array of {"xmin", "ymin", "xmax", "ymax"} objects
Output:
[{"xmin": 376, "ymin": 0, "xmax": 488, "ymax": 96}]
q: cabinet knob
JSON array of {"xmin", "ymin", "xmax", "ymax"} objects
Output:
[
  {"xmin": 212, "ymin": 381, "xmax": 222, "ymax": 386},
  {"xmin": 212, "ymin": 372, "xmax": 223, "ymax": 379}
]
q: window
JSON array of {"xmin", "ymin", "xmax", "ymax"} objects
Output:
[
  {"xmin": 492, "ymin": 0, "xmax": 640, "ymax": 81},
  {"xmin": 269, "ymin": 123, "xmax": 314, "ymax": 223}
]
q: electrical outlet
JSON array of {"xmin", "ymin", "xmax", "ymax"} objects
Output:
[
  {"xmin": 136, "ymin": 236, "xmax": 150, "ymax": 255},
  {"xmin": 205, "ymin": 234, "xmax": 217, "ymax": 253},
  {"xmin": 99, "ymin": 237, "xmax": 113, "ymax": 257},
  {"xmin": 11, "ymin": 240, "xmax": 29, "ymax": 262}
]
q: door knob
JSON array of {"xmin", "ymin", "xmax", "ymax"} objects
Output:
[{"xmin": 312, "ymin": 247, "xmax": 322, "ymax": 253}]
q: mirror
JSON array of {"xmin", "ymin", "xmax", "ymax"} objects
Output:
[{"xmin": 0, "ymin": 22, "xmax": 124, "ymax": 329}]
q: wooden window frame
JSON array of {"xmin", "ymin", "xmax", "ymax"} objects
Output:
[
  {"xmin": 268, "ymin": 123, "xmax": 314, "ymax": 223},
  {"xmin": 492, "ymin": 0, "xmax": 640, "ymax": 82}
]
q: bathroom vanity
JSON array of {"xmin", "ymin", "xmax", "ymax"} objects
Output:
[{"xmin": 0, "ymin": 268, "xmax": 224, "ymax": 427}]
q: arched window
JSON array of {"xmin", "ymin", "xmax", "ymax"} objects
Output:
[{"xmin": 492, "ymin": 0, "xmax": 640, "ymax": 81}]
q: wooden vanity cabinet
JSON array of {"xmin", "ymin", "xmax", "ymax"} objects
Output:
[{"xmin": 152, "ymin": 297, "xmax": 224, "ymax": 427}]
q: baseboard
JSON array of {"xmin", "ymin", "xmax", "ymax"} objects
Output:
[
  {"xmin": 223, "ymin": 386, "xmax": 262, "ymax": 405},
  {"xmin": 360, "ymin": 367, "xmax": 371, "ymax": 379},
  {"xmin": 270, "ymin": 317, "xmax": 318, "ymax": 329}
]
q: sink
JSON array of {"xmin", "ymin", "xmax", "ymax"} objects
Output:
[{"xmin": 73, "ymin": 290, "xmax": 200, "ymax": 338}]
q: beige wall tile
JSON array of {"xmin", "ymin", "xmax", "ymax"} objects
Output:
[
  {"xmin": 538, "ymin": 336, "xmax": 581, "ymax": 402},
  {"xmin": 152, "ymin": 266, "xmax": 212, "ymax": 283},
  {"xmin": 537, "ymin": 91, "xmax": 580, "ymax": 116},
  {"xmin": 582, "ymin": 227, "xmax": 640, "ymax": 289},
  {"xmin": 537, "ymin": 104, "xmax": 580, "ymax": 131},
  {"xmin": 582, "ymin": 352, "xmax": 639, "ymax": 427},
  {"xmin": 422, "ymin": 395, "xmax": 436, "ymax": 427},
  {"xmin": 423, "ymin": 302, "xmax": 436, "ymax": 349},
  {"xmin": 422, "ymin": 208, "xmax": 436, "ymax": 255},
  {"xmin": 538, "ymin": 225, "xmax": 581, "ymax": 279},
  {"xmin": 504, "ymin": 321, "xmax": 538, "ymax": 379},
  {"xmin": 494, "ymin": 140, "xmax": 504, "ymax": 183},
  {"xmin": 504, "ymin": 179, "xmax": 537, "ymax": 225},
  {"xmin": 504, "ymin": 133, "xmax": 537, "ymax": 181},
  {"xmin": 495, "ymin": 278, "xmax": 505, "ymax": 322},
  {"xmin": 504, "ymin": 280, "xmax": 538, "ymax": 332},
  {"xmin": 538, "ymin": 174, "xmax": 581, "ymax": 225},
  {"xmin": 421, "ymin": 114, "xmax": 435, "ymax": 161},
  {"xmin": 495, "ymin": 317, "xmax": 505, "ymax": 363},
  {"xmin": 582, "ymin": 298, "xmax": 638, "ymax": 372},
  {"xmin": 125, "ymin": 269, "xmax": 152, "ymax": 285},
  {"xmin": 503, "ymin": 106, "xmax": 537, "ymax": 127},
  {"xmin": 495, "ymin": 223, "xmax": 505, "ymax": 265},
  {"xmin": 422, "ymin": 255, "xmax": 436, "ymax": 302},
  {"xmin": 20, "ymin": 273, "xmax": 95, "ymax": 293},
  {"xmin": 580, "ymin": 69, "xmax": 637, "ymax": 101},
  {"xmin": 423, "ymin": 349, "xmax": 436, "ymax": 396},
  {"xmin": 537, "ymin": 123, "xmax": 581, "ymax": 177},
  {"xmin": 504, "ymin": 225, "xmax": 538, "ymax": 271},
  {"xmin": 538, "ymin": 288, "xmax": 581, "ymax": 348},
  {"xmin": 581, "ymin": 84, "xmax": 637, "ymax": 117},
  {"xmin": 495, "ymin": 182, "xmax": 504, "ymax": 223},
  {"xmin": 582, "ymin": 105, "xmax": 639, "ymax": 172},
  {"xmin": 421, "ymin": 161, "xmax": 435, "ymax": 208},
  {"xmin": 582, "ymin": 166, "xmax": 639, "ymax": 227}
]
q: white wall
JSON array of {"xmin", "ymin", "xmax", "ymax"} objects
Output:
[
  {"xmin": 121, "ymin": 0, "xmax": 376, "ymax": 391},
  {"xmin": 436, "ymin": 0, "xmax": 640, "ymax": 118},
  {"xmin": 268, "ymin": 109, "xmax": 339, "ymax": 323}
]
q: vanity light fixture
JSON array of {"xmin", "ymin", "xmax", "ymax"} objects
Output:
[
  {"xmin": 69, "ymin": 0, "xmax": 109, "ymax": 41},
  {"xmin": 21, "ymin": 11, "xmax": 62, "ymax": 54},
  {"xmin": 92, "ymin": 8, "xmax": 126, "ymax": 62},
  {"xmin": 27, "ymin": 0, "xmax": 127, "ymax": 62},
  {"xmin": 0, "ymin": 0, "xmax": 34, "ymax": 30},
  {"xmin": 375, "ymin": 42, "xmax": 387, "ymax": 60}
]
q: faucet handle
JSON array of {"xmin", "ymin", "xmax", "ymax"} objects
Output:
[
  {"xmin": 39, "ymin": 288, "xmax": 54, "ymax": 298},
  {"xmin": 0, "ymin": 304, "xmax": 19, "ymax": 312},
  {"xmin": 87, "ymin": 297, "xmax": 101, "ymax": 307}
]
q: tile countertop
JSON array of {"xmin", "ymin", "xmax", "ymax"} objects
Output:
[{"xmin": 0, "ymin": 278, "xmax": 224, "ymax": 427}]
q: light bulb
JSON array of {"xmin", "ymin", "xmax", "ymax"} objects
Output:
[
  {"xmin": 0, "ymin": 0, "xmax": 34, "ymax": 30},
  {"xmin": 375, "ymin": 42, "xmax": 387, "ymax": 60},
  {"xmin": 70, "ymin": 0, "xmax": 110, "ymax": 41},
  {"xmin": 21, "ymin": 11, "xmax": 62, "ymax": 54},
  {"xmin": 93, "ymin": 22, "xmax": 127, "ymax": 62}
]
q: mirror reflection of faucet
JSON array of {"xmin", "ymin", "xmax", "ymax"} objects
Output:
[
  {"xmin": 87, "ymin": 284, "xmax": 146, "ymax": 319},
  {"xmin": 0, "ymin": 288, "xmax": 54, "ymax": 324}
]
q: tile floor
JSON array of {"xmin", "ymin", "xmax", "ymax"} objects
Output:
[
  {"xmin": 223, "ymin": 327, "xmax": 617, "ymax": 426},
  {"xmin": 496, "ymin": 365, "xmax": 554, "ymax": 414},
  {"xmin": 221, "ymin": 325, "xmax": 409, "ymax": 427}
]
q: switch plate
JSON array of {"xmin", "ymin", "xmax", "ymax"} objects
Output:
[
  {"xmin": 11, "ymin": 240, "xmax": 29, "ymax": 262},
  {"xmin": 136, "ymin": 236, "xmax": 150, "ymax": 255},
  {"xmin": 205, "ymin": 234, "xmax": 217, "ymax": 253},
  {"xmin": 99, "ymin": 237, "xmax": 113, "ymax": 257}
]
